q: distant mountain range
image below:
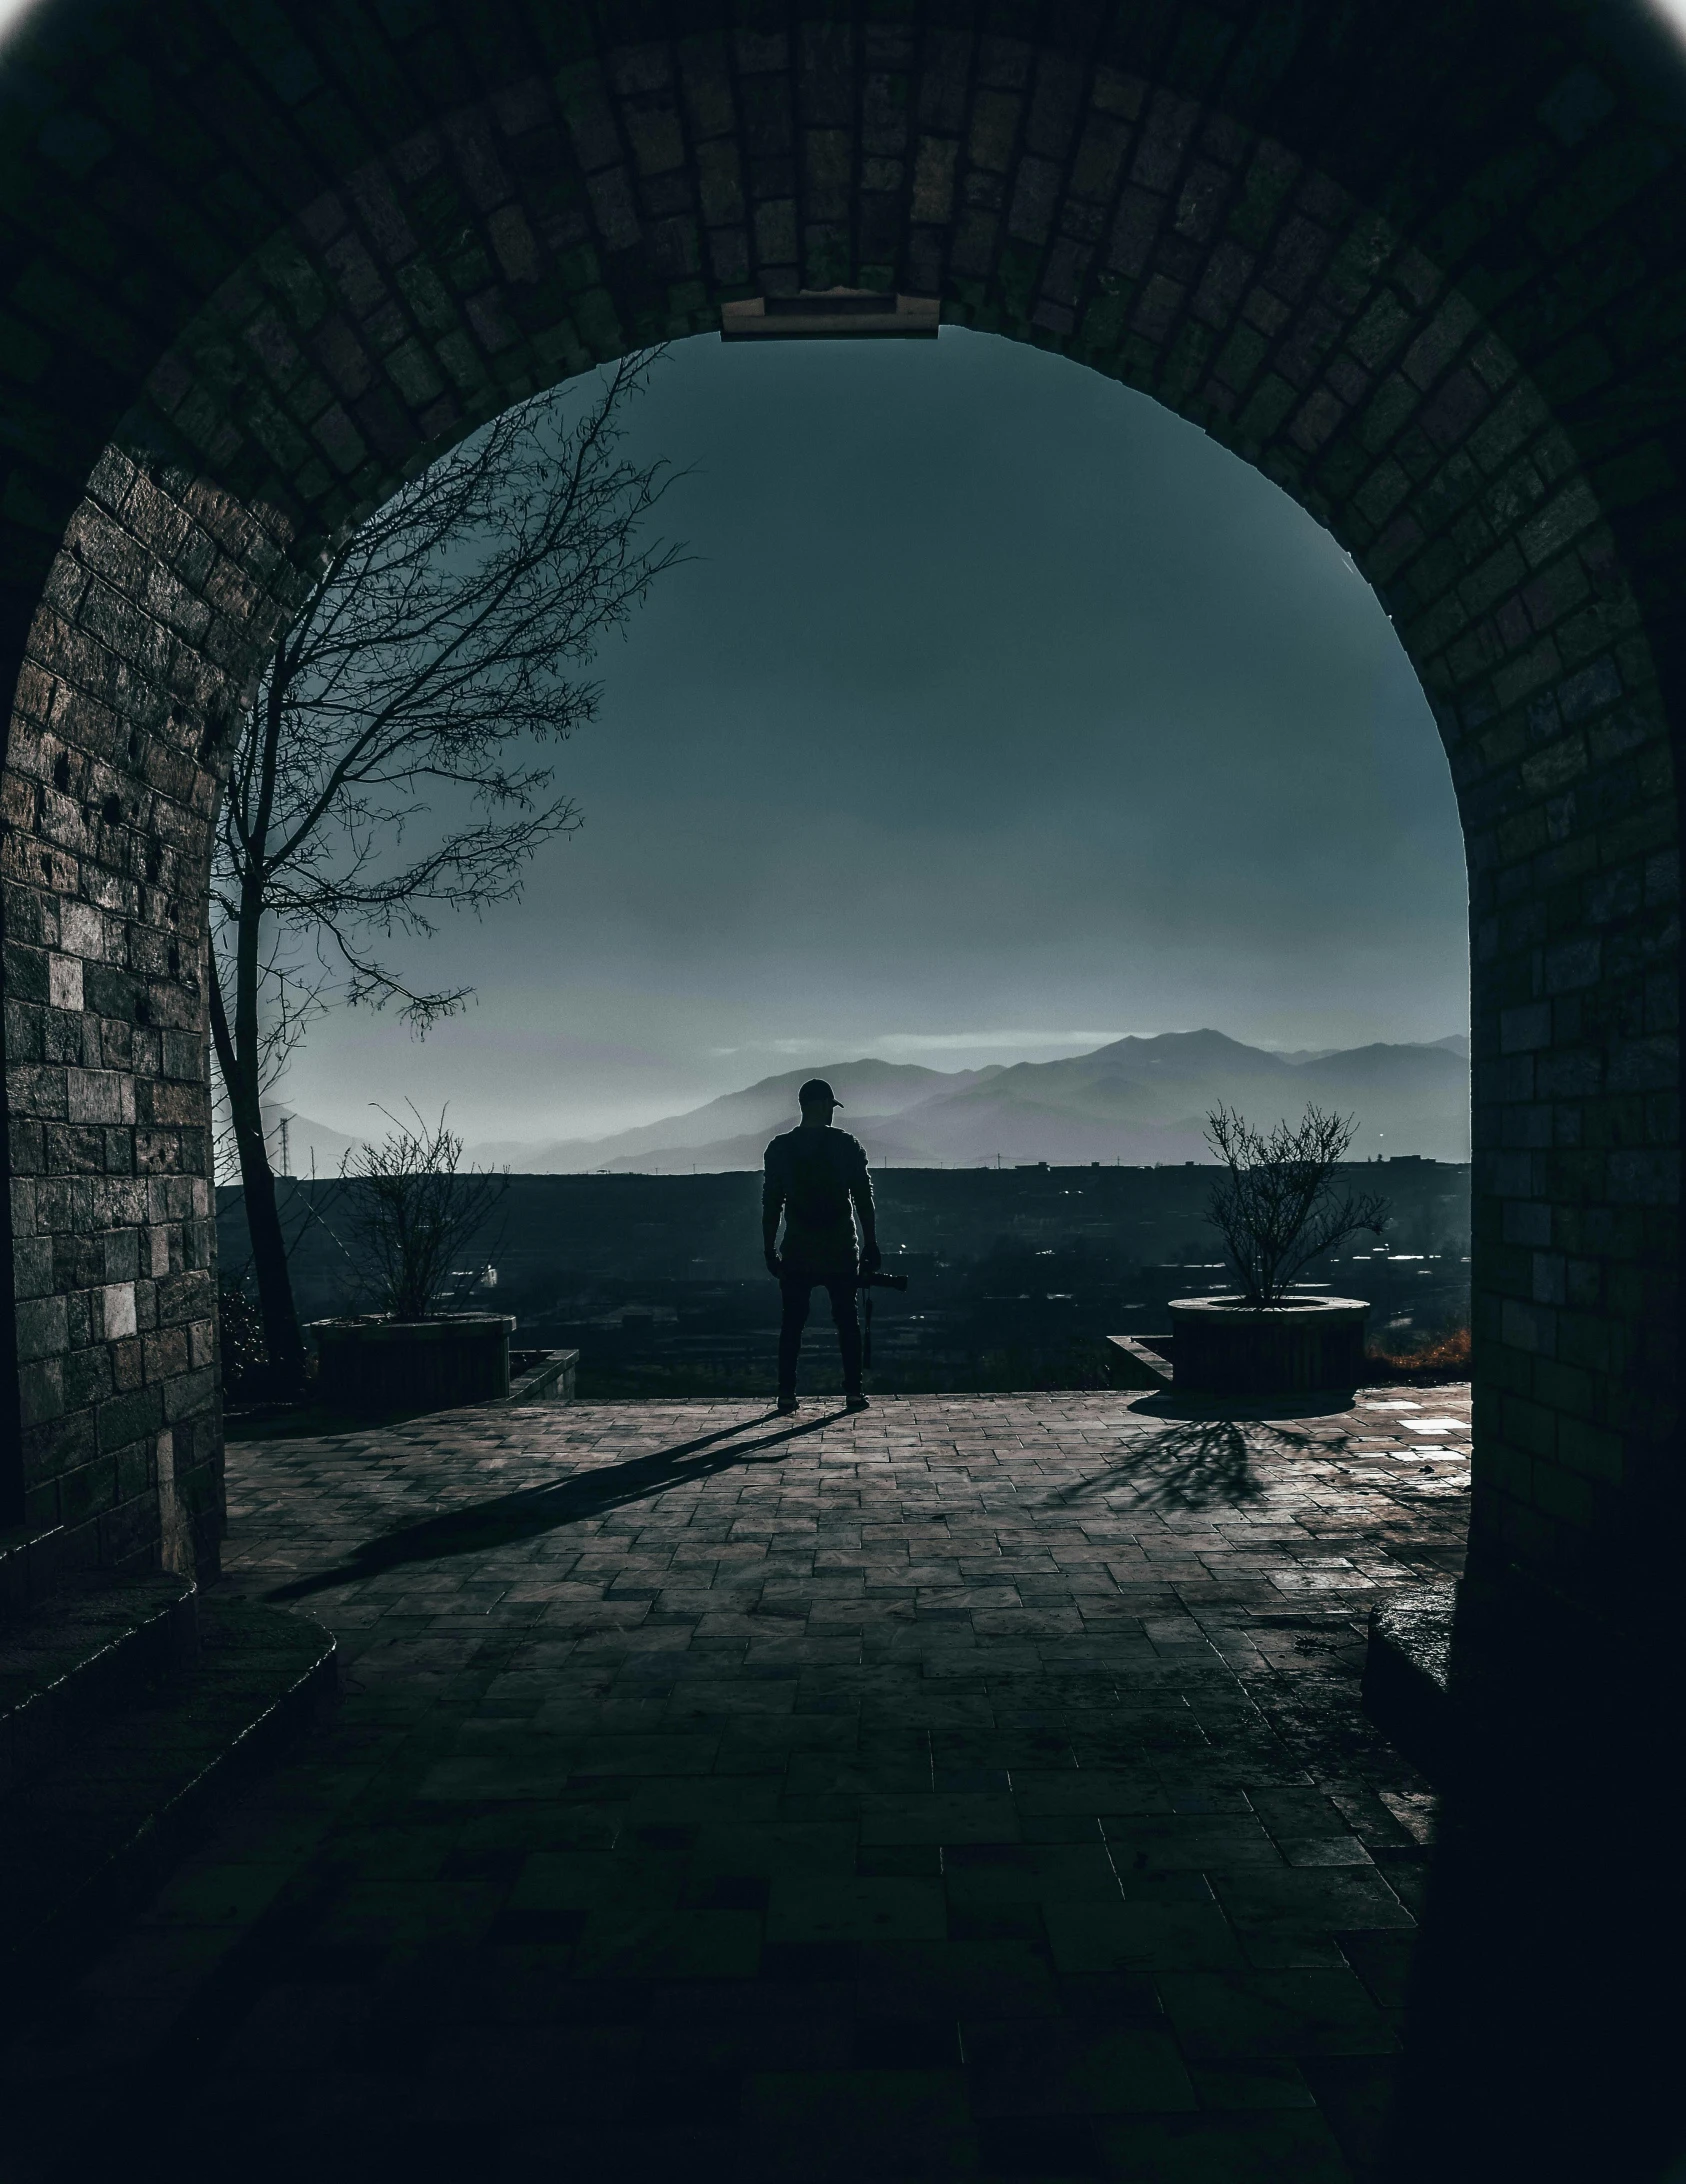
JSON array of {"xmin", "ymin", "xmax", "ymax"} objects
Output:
[
  {"xmin": 398, "ymin": 1029, "xmax": 1467, "ymax": 1173},
  {"xmin": 465, "ymin": 1059, "xmax": 1006, "ymax": 1172},
  {"xmin": 256, "ymin": 1059, "xmax": 1002, "ymax": 1182}
]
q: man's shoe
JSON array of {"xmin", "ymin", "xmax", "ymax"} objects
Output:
[
  {"xmin": 845, "ymin": 1393, "xmax": 870, "ymax": 1413},
  {"xmin": 776, "ymin": 1395, "xmax": 798, "ymax": 1415}
]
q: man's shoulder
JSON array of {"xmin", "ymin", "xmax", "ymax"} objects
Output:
[
  {"xmin": 830, "ymin": 1127, "xmax": 868, "ymax": 1163},
  {"xmin": 764, "ymin": 1127, "xmax": 801, "ymax": 1162}
]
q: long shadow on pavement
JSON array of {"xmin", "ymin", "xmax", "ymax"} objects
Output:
[
  {"xmin": 1046, "ymin": 1393, "xmax": 1359, "ymax": 1513},
  {"xmin": 1045, "ymin": 1417, "xmax": 1267, "ymax": 1512},
  {"xmin": 265, "ymin": 1407, "xmax": 846, "ymax": 1602}
]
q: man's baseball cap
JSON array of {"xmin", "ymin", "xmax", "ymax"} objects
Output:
[{"xmin": 798, "ymin": 1078, "xmax": 840, "ymax": 1108}]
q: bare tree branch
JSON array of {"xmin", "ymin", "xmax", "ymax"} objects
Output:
[
  {"xmin": 334, "ymin": 1106, "xmax": 508, "ymax": 1321},
  {"xmin": 1204, "ymin": 1104, "xmax": 1390, "ymax": 1309},
  {"xmin": 210, "ymin": 354, "xmax": 682, "ymax": 1382}
]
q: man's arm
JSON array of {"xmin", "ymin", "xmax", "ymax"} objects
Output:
[
  {"xmin": 849, "ymin": 1141, "xmax": 880, "ymax": 1271},
  {"xmin": 761, "ymin": 1145, "xmax": 785, "ymax": 1274}
]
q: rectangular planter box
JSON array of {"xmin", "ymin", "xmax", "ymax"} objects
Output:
[{"xmin": 308, "ymin": 1315, "xmax": 516, "ymax": 1411}]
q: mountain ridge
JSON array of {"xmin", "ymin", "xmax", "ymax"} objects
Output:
[
  {"xmin": 466, "ymin": 1058, "xmax": 1005, "ymax": 1169},
  {"xmin": 473, "ymin": 1029, "xmax": 1471, "ymax": 1172},
  {"xmin": 259, "ymin": 1030, "xmax": 1470, "ymax": 1177}
]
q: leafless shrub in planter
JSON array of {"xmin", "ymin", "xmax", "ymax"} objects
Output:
[
  {"xmin": 1204, "ymin": 1104, "xmax": 1390, "ymax": 1309},
  {"xmin": 338, "ymin": 1107, "xmax": 508, "ymax": 1321}
]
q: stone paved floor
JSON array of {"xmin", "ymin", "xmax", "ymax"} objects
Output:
[{"xmin": 13, "ymin": 1387, "xmax": 1471, "ymax": 2181}]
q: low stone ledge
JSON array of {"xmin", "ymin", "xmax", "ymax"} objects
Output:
[
  {"xmin": 0, "ymin": 1571, "xmax": 198, "ymax": 1798},
  {"xmin": 0, "ymin": 1594, "xmax": 335, "ymax": 2014},
  {"xmin": 504, "ymin": 1347, "xmax": 578, "ymax": 1404},
  {"xmin": 1362, "ymin": 1577, "xmax": 1597, "ymax": 1787},
  {"xmin": 0, "ymin": 1524, "xmax": 68, "ymax": 1618},
  {"xmin": 1362, "ymin": 1582, "xmax": 1458, "ymax": 1782},
  {"xmin": 1106, "ymin": 1334, "xmax": 1174, "ymax": 1388}
]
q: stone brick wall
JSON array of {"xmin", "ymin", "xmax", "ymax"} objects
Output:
[
  {"xmin": 0, "ymin": 0, "xmax": 1680, "ymax": 1616},
  {"xmin": 1, "ymin": 452, "xmax": 306, "ymax": 1575}
]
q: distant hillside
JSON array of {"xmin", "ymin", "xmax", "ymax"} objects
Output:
[
  {"xmin": 264, "ymin": 1031, "xmax": 1469, "ymax": 1179},
  {"xmin": 575, "ymin": 1029, "xmax": 1470, "ymax": 1171},
  {"xmin": 465, "ymin": 1059, "xmax": 1002, "ymax": 1171}
]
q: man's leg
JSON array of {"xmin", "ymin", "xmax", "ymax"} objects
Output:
[
  {"xmin": 778, "ymin": 1276, "xmax": 812, "ymax": 1406},
  {"xmin": 825, "ymin": 1281, "xmax": 864, "ymax": 1400}
]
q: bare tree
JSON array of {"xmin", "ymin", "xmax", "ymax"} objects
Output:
[
  {"xmin": 335, "ymin": 1107, "xmax": 507, "ymax": 1322},
  {"xmin": 209, "ymin": 356, "xmax": 682, "ymax": 1389},
  {"xmin": 1204, "ymin": 1104, "xmax": 1390, "ymax": 1308}
]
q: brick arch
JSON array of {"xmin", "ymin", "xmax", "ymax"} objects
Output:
[{"xmin": 0, "ymin": 1, "xmax": 1680, "ymax": 1607}]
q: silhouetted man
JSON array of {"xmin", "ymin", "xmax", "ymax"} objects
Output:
[{"xmin": 763, "ymin": 1078, "xmax": 880, "ymax": 1414}]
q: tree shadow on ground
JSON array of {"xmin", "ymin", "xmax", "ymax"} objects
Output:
[
  {"xmin": 265, "ymin": 1407, "xmax": 844, "ymax": 1600},
  {"xmin": 1051, "ymin": 1393, "xmax": 1358, "ymax": 1513},
  {"xmin": 1047, "ymin": 1418, "xmax": 1266, "ymax": 1512},
  {"xmin": 1124, "ymin": 1417, "xmax": 1269, "ymax": 1510}
]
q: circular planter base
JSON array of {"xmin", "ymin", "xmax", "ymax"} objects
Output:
[
  {"xmin": 308, "ymin": 1314, "xmax": 516, "ymax": 1411},
  {"xmin": 1168, "ymin": 1296, "xmax": 1370, "ymax": 1396}
]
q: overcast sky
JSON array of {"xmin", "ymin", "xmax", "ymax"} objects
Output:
[{"xmin": 276, "ymin": 327, "xmax": 1468, "ymax": 1147}]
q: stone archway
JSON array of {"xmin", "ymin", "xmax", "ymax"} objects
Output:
[{"xmin": 0, "ymin": 0, "xmax": 1679, "ymax": 1607}]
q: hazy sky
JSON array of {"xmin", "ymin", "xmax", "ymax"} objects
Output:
[{"xmin": 277, "ymin": 327, "xmax": 1468, "ymax": 1146}]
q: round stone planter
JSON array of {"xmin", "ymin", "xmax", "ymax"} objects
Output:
[
  {"xmin": 1168, "ymin": 1296, "xmax": 1369, "ymax": 1396},
  {"xmin": 308, "ymin": 1313, "xmax": 516, "ymax": 1411}
]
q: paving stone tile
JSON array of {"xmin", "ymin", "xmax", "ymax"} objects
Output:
[
  {"xmin": 412, "ymin": 1753, "xmax": 573, "ymax": 1802},
  {"xmin": 1299, "ymin": 2051, "xmax": 1405, "ymax": 2175},
  {"xmin": 963, "ymin": 2017, "xmax": 1198, "ymax": 2114},
  {"xmin": 743, "ymin": 2066, "xmax": 977, "ymax": 2180},
  {"xmin": 1277, "ymin": 1835, "xmax": 1377, "ymax": 1867},
  {"xmin": 1091, "ymin": 2107, "xmax": 1355, "ymax": 2180},
  {"xmin": 1013, "ymin": 1770, "xmax": 1176, "ymax": 1818},
  {"xmin": 426, "ymin": 2020, "xmax": 641, "ymax": 2117},
  {"xmin": 1045, "ymin": 1900, "xmax": 1251, "ymax": 1975},
  {"xmin": 1210, "ymin": 1865, "xmax": 1414, "ymax": 1938},
  {"xmin": 1187, "ymin": 2058, "xmax": 1318, "ymax": 2109},
  {"xmin": 1336, "ymin": 1928, "xmax": 1418, "ymax": 2009},
  {"xmin": 944, "ymin": 1842, "xmax": 1125, "ymax": 1907},
  {"xmin": 858, "ymin": 1937, "xmax": 1062, "ymax": 2023},
  {"xmin": 975, "ymin": 2110, "xmax": 1107, "ymax": 2176},
  {"xmin": 860, "ymin": 1792, "xmax": 1023, "ymax": 1844},
  {"xmin": 767, "ymin": 1873, "xmax": 947, "ymax": 1943},
  {"xmin": 581, "ymin": 1903, "xmax": 764, "ymax": 1980},
  {"xmin": 11, "ymin": 1389, "xmax": 1464, "ymax": 2174},
  {"xmin": 1102, "ymin": 1817, "xmax": 1284, "ymax": 1872},
  {"xmin": 1156, "ymin": 1969, "xmax": 1399, "ymax": 2059}
]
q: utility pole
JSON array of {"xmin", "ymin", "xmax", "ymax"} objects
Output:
[{"xmin": 279, "ymin": 1114, "xmax": 291, "ymax": 1178}]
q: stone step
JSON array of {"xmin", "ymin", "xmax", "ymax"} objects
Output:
[
  {"xmin": 1362, "ymin": 1582, "xmax": 1457, "ymax": 1780},
  {"xmin": 0, "ymin": 1571, "xmax": 199, "ymax": 1799},
  {"xmin": 1364, "ymin": 1575, "xmax": 1613, "ymax": 1791},
  {"xmin": 0, "ymin": 1595, "xmax": 335, "ymax": 2017},
  {"xmin": 0, "ymin": 1523, "xmax": 70, "ymax": 1617}
]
